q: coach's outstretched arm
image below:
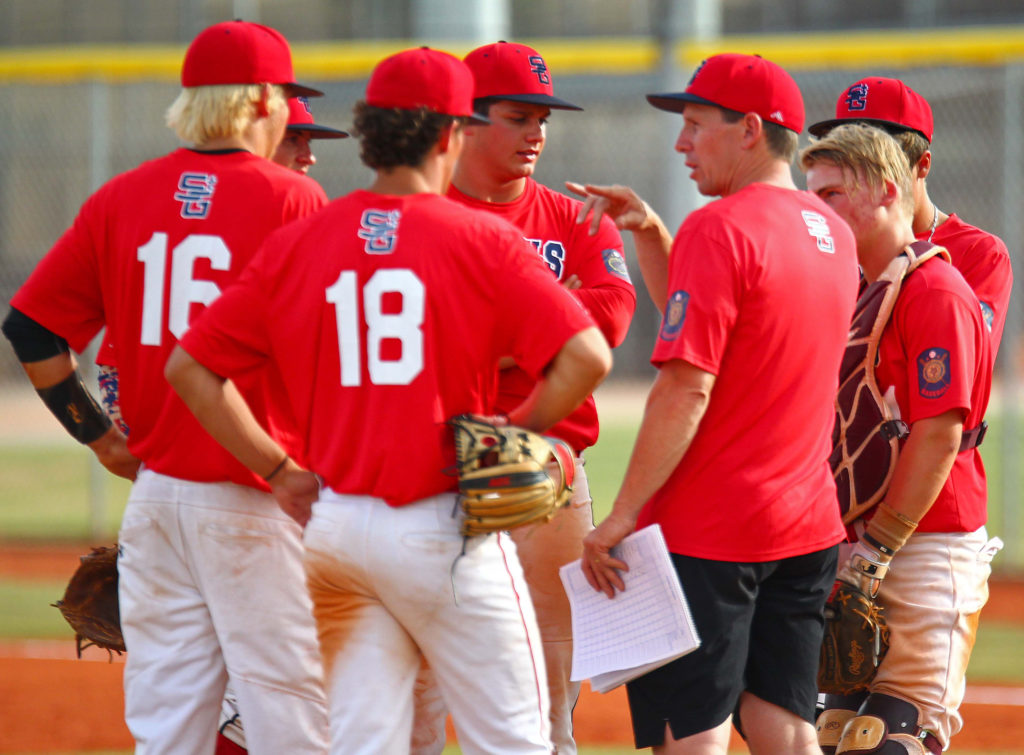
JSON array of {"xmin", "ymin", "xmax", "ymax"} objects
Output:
[
  {"xmin": 164, "ymin": 345, "xmax": 318, "ymax": 526},
  {"xmin": 2, "ymin": 307, "xmax": 139, "ymax": 480},
  {"xmin": 507, "ymin": 326, "xmax": 612, "ymax": 433},
  {"xmin": 583, "ymin": 358, "xmax": 715, "ymax": 598},
  {"xmin": 566, "ymin": 181, "xmax": 674, "ymax": 314}
]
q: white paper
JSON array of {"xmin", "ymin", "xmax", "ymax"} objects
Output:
[{"xmin": 559, "ymin": 524, "xmax": 700, "ymax": 693}]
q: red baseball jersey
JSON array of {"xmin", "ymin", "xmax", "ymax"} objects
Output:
[
  {"xmin": 639, "ymin": 184, "xmax": 859, "ymax": 561},
  {"xmin": 11, "ymin": 148, "xmax": 327, "ymax": 487},
  {"xmin": 917, "ymin": 214, "xmax": 1011, "ymax": 359},
  {"xmin": 874, "ymin": 256, "xmax": 991, "ymax": 532},
  {"xmin": 448, "ymin": 179, "xmax": 635, "ymax": 452},
  {"xmin": 179, "ymin": 190, "xmax": 596, "ymax": 506}
]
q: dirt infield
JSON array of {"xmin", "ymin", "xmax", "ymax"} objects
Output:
[{"xmin": 3, "ymin": 542, "xmax": 1023, "ymax": 753}]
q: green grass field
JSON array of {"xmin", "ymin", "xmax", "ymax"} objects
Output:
[
  {"xmin": 2, "ymin": 417, "xmax": 1022, "ymax": 755},
  {"xmin": 2, "ymin": 412, "xmax": 1023, "ymax": 561}
]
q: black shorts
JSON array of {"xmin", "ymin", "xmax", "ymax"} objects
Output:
[{"xmin": 625, "ymin": 545, "xmax": 838, "ymax": 748}]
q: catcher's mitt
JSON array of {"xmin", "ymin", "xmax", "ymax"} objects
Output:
[
  {"xmin": 818, "ymin": 579, "xmax": 889, "ymax": 694},
  {"xmin": 450, "ymin": 414, "xmax": 575, "ymax": 537},
  {"xmin": 52, "ymin": 545, "xmax": 125, "ymax": 658}
]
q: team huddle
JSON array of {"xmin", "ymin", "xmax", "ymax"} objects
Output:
[{"xmin": 0, "ymin": 18, "xmax": 1011, "ymax": 755}]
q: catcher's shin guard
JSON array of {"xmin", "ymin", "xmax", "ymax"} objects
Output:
[
  {"xmin": 835, "ymin": 694, "xmax": 941, "ymax": 755},
  {"xmin": 818, "ymin": 692, "xmax": 867, "ymax": 754}
]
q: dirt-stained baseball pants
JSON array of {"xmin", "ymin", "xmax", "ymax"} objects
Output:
[
  {"xmin": 305, "ymin": 490, "xmax": 553, "ymax": 755},
  {"xmin": 410, "ymin": 458, "xmax": 591, "ymax": 755},
  {"xmin": 842, "ymin": 525, "xmax": 1001, "ymax": 746},
  {"xmin": 118, "ymin": 468, "xmax": 329, "ymax": 755}
]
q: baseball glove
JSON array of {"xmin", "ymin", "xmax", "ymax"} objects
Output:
[
  {"xmin": 52, "ymin": 545, "xmax": 125, "ymax": 658},
  {"xmin": 818, "ymin": 579, "xmax": 890, "ymax": 694},
  {"xmin": 450, "ymin": 414, "xmax": 575, "ymax": 537}
]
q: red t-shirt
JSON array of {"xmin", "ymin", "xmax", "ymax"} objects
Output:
[
  {"xmin": 11, "ymin": 148, "xmax": 328, "ymax": 487},
  {"xmin": 874, "ymin": 255, "xmax": 991, "ymax": 532},
  {"xmin": 639, "ymin": 184, "xmax": 859, "ymax": 561},
  {"xmin": 917, "ymin": 214, "xmax": 1011, "ymax": 359},
  {"xmin": 179, "ymin": 190, "xmax": 595, "ymax": 506},
  {"xmin": 447, "ymin": 179, "xmax": 636, "ymax": 452}
]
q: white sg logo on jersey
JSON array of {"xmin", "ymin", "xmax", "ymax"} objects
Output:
[
  {"xmin": 358, "ymin": 209, "xmax": 401, "ymax": 254},
  {"xmin": 801, "ymin": 210, "xmax": 835, "ymax": 254}
]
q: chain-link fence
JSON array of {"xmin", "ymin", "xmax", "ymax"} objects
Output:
[
  {"xmin": 2, "ymin": 55, "xmax": 1020, "ymax": 382},
  {"xmin": 1, "ymin": 33, "xmax": 1022, "ymax": 564}
]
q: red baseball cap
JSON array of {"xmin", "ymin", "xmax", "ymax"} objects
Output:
[
  {"xmin": 365, "ymin": 47, "xmax": 489, "ymax": 124},
  {"xmin": 181, "ymin": 20, "xmax": 322, "ymax": 97},
  {"xmin": 286, "ymin": 97, "xmax": 348, "ymax": 139},
  {"xmin": 463, "ymin": 41, "xmax": 582, "ymax": 111},
  {"xmin": 808, "ymin": 77, "xmax": 934, "ymax": 142},
  {"xmin": 647, "ymin": 52, "xmax": 805, "ymax": 133}
]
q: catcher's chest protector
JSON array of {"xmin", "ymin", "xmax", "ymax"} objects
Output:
[{"xmin": 830, "ymin": 241, "xmax": 950, "ymax": 525}]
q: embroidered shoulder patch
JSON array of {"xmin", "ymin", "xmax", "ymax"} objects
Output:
[
  {"xmin": 659, "ymin": 290, "xmax": 689, "ymax": 341},
  {"xmin": 601, "ymin": 248, "xmax": 632, "ymax": 282},
  {"xmin": 917, "ymin": 347, "xmax": 951, "ymax": 398}
]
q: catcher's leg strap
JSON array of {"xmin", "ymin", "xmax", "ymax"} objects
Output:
[
  {"xmin": 836, "ymin": 693, "xmax": 941, "ymax": 755},
  {"xmin": 818, "ymin": 709, "xmax": 857, "ymax": 753},
  {"xmin": 818, "ymin": 691, "xmax": 868, "ymax": 754}
]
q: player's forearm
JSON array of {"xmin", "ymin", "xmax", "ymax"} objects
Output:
[
  {"xmin": 610, "ymin": 360, "xmax": 714, "ymax": 522},
  {"xmin": 633, "ymin": 221, "xmax": 674, "ymax": 315},
  {"xmin": 879, "ymin": 410, "xmax": 963, "ymax": 525},
  {"xmin": 21, "ymin": 351, "xmax": 76, "ymax": 388},
  {"xmin": 508, "ymin": 326, "xmax": 611, "ymax": 432},
  {"xmin": 165, "ymin": 345, "xmax": 287, "ymax": 480},
  {"xmin": 572, "ymin": 285, "xmax": 637, "ymax": 348}
]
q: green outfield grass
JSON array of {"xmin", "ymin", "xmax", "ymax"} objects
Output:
[
  {"xmin": 2, "ymin": 413, "xmax": 1023, "ymax": 560},
  {"xmin": 1, "ymin": 417, "xmax": 1022, "ymax": 755}
]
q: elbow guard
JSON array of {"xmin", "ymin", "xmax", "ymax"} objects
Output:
[{"xmin": 2, "ymin": 307, "xmax": 70, "ymax": 362}]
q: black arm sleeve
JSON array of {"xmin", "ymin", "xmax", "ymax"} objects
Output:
[{"xmin": 1, "ymin": 307, "xmax": 70, "ymax": 362}]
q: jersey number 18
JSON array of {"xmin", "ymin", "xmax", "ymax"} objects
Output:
[{"xmin": 326, "ymin": 268, "xmax": 425, "ymax": 387}]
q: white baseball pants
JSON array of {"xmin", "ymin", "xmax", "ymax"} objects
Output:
[
  {"xmin": 410, "ymin": 458, "xmax": 591, "ymax": 755},
  {"xmin": 836, "ymin": 525, "xmax": 1001, "ymax": 747},
  {"xmin": 118, "ymin": 469, "xmax": 329, "ymax": 755},
  {"xmin": 304, "ymin": 490, "xmax": 552, "ymax": 755}
]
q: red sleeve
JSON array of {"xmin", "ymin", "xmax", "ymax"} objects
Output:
[
  {"xmin": 10, "ymin": 193, "xmax": 107, "ymax": 353},
  {"xmin": 651, "ymin": 221, "xmax": 741, "ymax": 375},
  {"xmin": 491, "ymin": 228, "xmax": 597, "ymax": 379},
  {"xmin": 894, "ymin": 285, "xmax": 980, "ymax": 424},
  {"xmin": 566, "ymin": 214, "xmax": 636, "ymax": 347}
]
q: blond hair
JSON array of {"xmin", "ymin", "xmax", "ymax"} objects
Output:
[
  {"xmin": 799, "ymin": 123, "xmax": 914, "ymax": 214},
  {"xmin": 166, "ymin": 84, "xmax": 287, "ymax": 145}
]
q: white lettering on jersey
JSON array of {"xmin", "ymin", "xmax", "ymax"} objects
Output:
[
  {"xmin": 357, "ymin": 209, "xmax": 401, "ymax": 254},
  {"xmin": 326, "ymin": 268, "xmax": 425, "ymax": 386},
  {"xmin": 801, "ymin": 210, "xmax": 835, "ymax": 254},
  {"xmin": 137, "ymin": 232, "xmax": 231, "ymax": 346},
  {"xmin": 525, "ymin": 238, "xmax": 566, "ymax": 279}
]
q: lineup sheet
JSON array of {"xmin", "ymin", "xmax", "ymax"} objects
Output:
[{"xmin": 559, "ymin": 524, "xmax": 700, "ymax": 693}]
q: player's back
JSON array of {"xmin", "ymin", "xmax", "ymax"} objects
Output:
[
  {"xmin": 12, "ymin": 147, "xmax": 326, "ymax": 486},
  {"xmin": 198, "ymin": 189, "xmax": 589, "ymax": 505}
]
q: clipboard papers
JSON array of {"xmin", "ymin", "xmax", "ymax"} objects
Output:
[{"xmin": 559, "ymin": 524, "xmax": 700, "ymax": 693}]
